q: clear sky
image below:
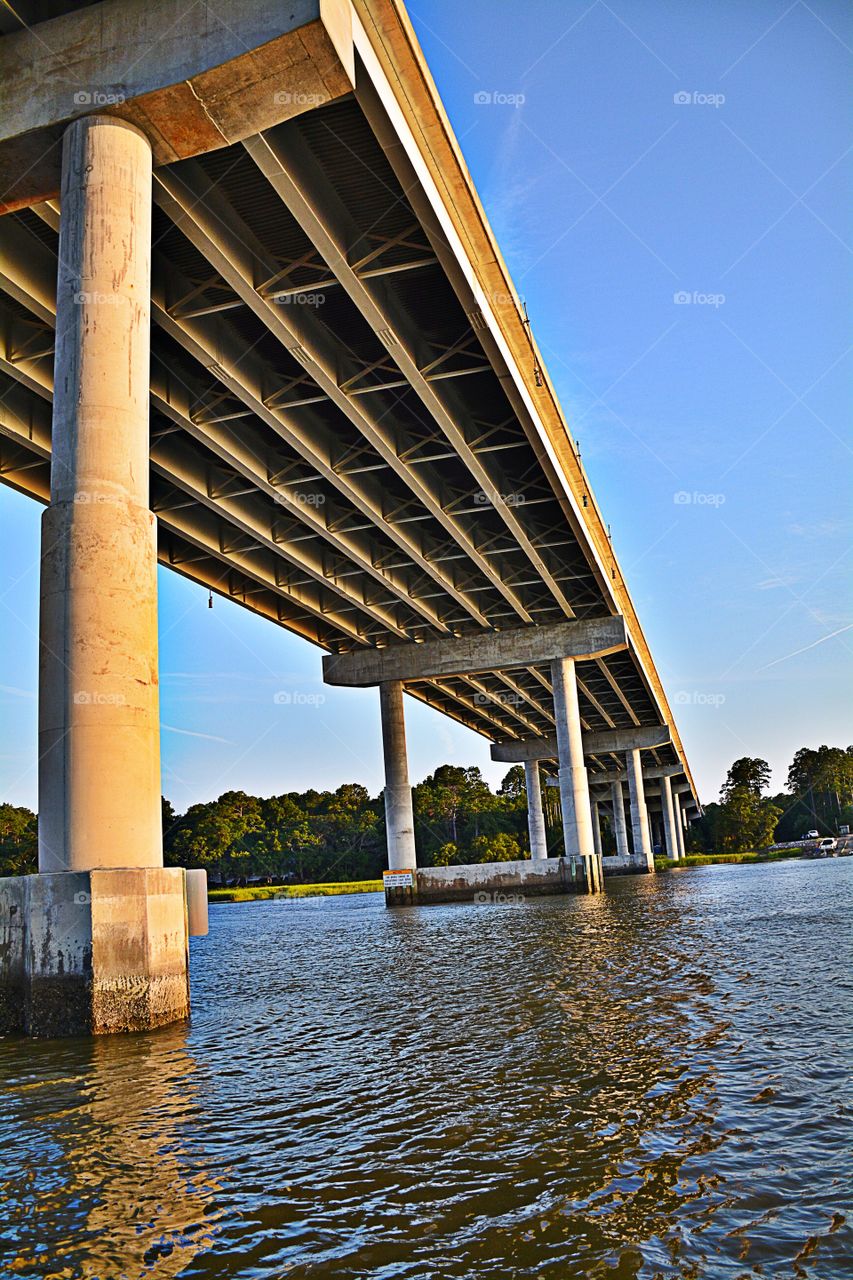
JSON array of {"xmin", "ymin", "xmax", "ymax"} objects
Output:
[{"xmin": 1, "ymin": 0, "xmax": 850, "ymax": 814}]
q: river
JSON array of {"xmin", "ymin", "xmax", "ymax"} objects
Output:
[{"xmin": 1, "ymin": 857, "xmax": 851, "ymax": 1279}]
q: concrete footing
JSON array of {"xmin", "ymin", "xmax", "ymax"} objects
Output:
[
  {"xmin": 0, "ymin": 868, "xmax": 191, "ymax": 1037},
  {"xmin": 602, "ymin": 855, "xmax": 654, "ymax": 877},
  {"xmin": 383, "ymin": 857, "xmax": 595, "ymax": 906}
]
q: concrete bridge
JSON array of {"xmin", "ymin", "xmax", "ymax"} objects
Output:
[{"xmin": 0, "ymin": 0, "xmax": 700, "ymax": 1035}]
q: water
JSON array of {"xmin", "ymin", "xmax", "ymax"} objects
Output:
[{"xmin": 1, "ymin": 859, "xmax": 851, "ymax": 1279}]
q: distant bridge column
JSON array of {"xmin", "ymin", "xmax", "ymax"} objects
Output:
[
  {"xmin": 610, "ymin": 781, "xmax": 630, "ymax": 859},
  {"xmin": 591, "ymin": 799, "xmax": 603, "ymax": 860},
  {"xmin": 3, "ymin": 117, "xmax": 196, "ymax": 1038},
  {"xmin": 661, "ymin": 775, "xmax": 680, "ymax": 861},
  {"xmin": 551, "ymin": 656, "xmax": 601, "ymax": 892},
  {"xmin": 524, "ymin": 761, "xmax": 548, "ymax": 861},
  {"xmin": 674, "ymin": 793, "xmax": 687, "ymax": 860},
  {"xmin": 626, "ymin": 748, "xmax": 654, "ymax": 872},
  {"xmin": 379, "ymin": 681, "xmax": 417, "ymax": 871}
]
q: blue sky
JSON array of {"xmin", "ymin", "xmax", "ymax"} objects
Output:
[{"xmin": 1, "ymin": 0, "xmax": 850, "ymax": 813}]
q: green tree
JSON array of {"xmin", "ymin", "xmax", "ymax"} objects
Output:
[
  {"xmin": 0, "ymin": 803, "xmax": 37, "ymax": 876},
  {"xmin": 470, "ymin": 832, "xmax": 524, "ymax": 863},
  {"xmin": 722, "ymin": 757, "xmax": 771, "ymax": 799},
  {"xmin": 431, "ymin": 842, "xmax": 457, "ymax": 867},
  {"xmin": 787, "ymin": 745, "xmax": 853, "ymax": 832},
  {"xmin": 718, "ymin": 785, "xmax": 782, "ymax": 853}
]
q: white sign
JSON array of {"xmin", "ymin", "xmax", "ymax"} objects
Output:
[{"xmin": 383, "ymin": 870, "xmax": 414, "ymax": 889}]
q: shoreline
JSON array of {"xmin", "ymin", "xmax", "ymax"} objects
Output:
[
  {"xmin": 206, "ymin": 849, "xmax": 850, "ymax": 901},
  {"xmin": 208, "ymin": 880, "xmax": 383, "ymax": 903}
]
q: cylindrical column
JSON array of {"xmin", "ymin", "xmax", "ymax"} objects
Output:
[
  {"xmin": 524, "ymin": 760, "xmax": 548, "ymax": 860},
  {"xmin": 379, "ymin": 680, "xmax": 417, "ymax": 870},
  {"xmin": 551, "ymin": 656, "xmax": 600, "ymax": 890},
  {"xmin": 661, "ymin": 774, "xmax": 679, "ymax": 860},
  {"xmin": 610, "ymin": 780, "xmax": 629, "ymax": 857},
  {"xmin": 38, "ymin": 116, "xmax": 160, "ymax": 873},
  {"xmin": 674, "ymin": 793, "xmax": 687, "ymax": 859},
  {"xmin": 591, "ymin": 798, "xmax": 602, "ymax": 858},
  {"xmin": 626, "ymin": 748, "xmax": 653, "ymax": 871}
]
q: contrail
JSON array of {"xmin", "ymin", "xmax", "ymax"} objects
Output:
[
  {"xmin": 161, "ymin": 723, "xmax": 233, "ymax": 744},
  {"xmin": 760, "ymin": 623, "xmax": 853, "ymax": 670}
]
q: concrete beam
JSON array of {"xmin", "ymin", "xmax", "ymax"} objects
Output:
[
  {"xmin": 588, "ymin": 763, "xmax": 683, "ymax": 786},
  {"xmin": 490, "ymin": 723, "xmax": 670, "ymax": 763},
  {"xmin": 0, "ymin": 0, "xmax": 351, "ymax": 212},
  {"xmin": 322, "ymin": 616, "xmax": 627, "ymax": 686}
]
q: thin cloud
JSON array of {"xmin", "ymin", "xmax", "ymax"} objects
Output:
[{"xmin": 759, "ymin": 623, "xmax": 853, "ymax": 671}]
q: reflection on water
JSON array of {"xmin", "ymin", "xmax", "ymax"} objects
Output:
[{"xmin": 1, "ymin": 859, "xmax": 851, "ymax": 1278}]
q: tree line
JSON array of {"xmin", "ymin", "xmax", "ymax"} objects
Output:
[
  {"xmin": 2, "ymin": 745, "xmax": 851, "ymax": 881},
  {"xmin": 689, "ymin": 746, "xmax": 853, "ymax": 854}
]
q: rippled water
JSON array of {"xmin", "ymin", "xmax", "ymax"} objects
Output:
[{"xmin": 1, "ymin": 858, "xmax": 851, "ymax": 1279}]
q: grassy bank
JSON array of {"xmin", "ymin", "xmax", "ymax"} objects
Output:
[
  {"xmin": 654, "ymin": 849, "xmax": 806, "ymax": 871},
  {"xmin": 208, "ymin": 879, "xmax": 383, "ymax": 903}
]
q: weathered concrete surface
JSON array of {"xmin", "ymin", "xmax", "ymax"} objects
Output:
[
  {"xmin": 38, "ymin": 117, "xmax": 163, "ymax": 875},
  {"xmin": 610, "ymin": 779, "xmax": 629, "ymax": 859},
  {"xmin": 626, "ymin": 748, "xmax": 654, "ymax": 874},
  {"xmin": 490, "ymin": 723, "xmax": 671, "ymax": 763},
  {"xmin": 552, "ymin": 656, "xmax": 601, "ymax": 892},
  {"xmin": 186, "ymin": 869, "xmax": 209, "ymax": 937},
  {"xmin": 602, "ymin": 855, "xmax": 652, "ymax": 877},
  {"xmin": 0, "ymin": 0, "xmax": 351, "ymax": 212},
  {"xmin": 0, "ymin": 868, "xmax": 189, "ymax": 1037},
  {"xmin": 323, "ymin": 616, "xmax": 627, "ymax": 686},
  {"xmin": 0, "ymin": 878, "xmax": 26, "ymax": 1034},
  {"xmin": 524, "ymin": 761, "xmax": 548, "ymax": 860},
  {"xmin": 386, "ymin": 858, "xmax": 592, "ymax": 906},
  {"xmin": 660, "ymin": 774, "xmax": 680, "ymax": 861},
  {"xmin": 379, "ymin": 681, "xmax": 417, "ymax": 870}
]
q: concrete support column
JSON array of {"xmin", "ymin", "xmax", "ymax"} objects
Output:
[
  {"xmin": 0, "ymin": 117, "xmax": 198, "ymax": 1037},
  {"xmin": 610, "ymin": 780, "xmax": 629, "ymax": 858},
  {"xmin": 379, "ymin": 680, "xmax": 417, "ymax": 870},
  {"xmin": 674, "ymin": 793, "xmax": 688, "ymax": 860},
  {"xmin": 551, "ymin": 656, "xmax": 600, "ymax": 892},
  {"xmin": 524, "ymin": 760, "xmax": 548, "ymax": 861},
  {"xmin": 38, "ymin": 116, "xmax": 161, "ymax": 875},
  {"xmin": 591, "ymin": 799, "xmax": 603, "ymax": 859},
  {"xmin": 626, "ymin": 748, "xmax": 654, "ymax": 872},
  {"xmin": 661, "ymin": 775, "xmax": 679, "ymax": 861}
]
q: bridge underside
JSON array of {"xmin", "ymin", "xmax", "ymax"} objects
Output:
[
  {"xmin": 0, "ymin": 81, "xmax": 690, "ymax": 784},
  {"xmin": 0, "ymin": 0, "xmax": 700, "ymax": 1032}
]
